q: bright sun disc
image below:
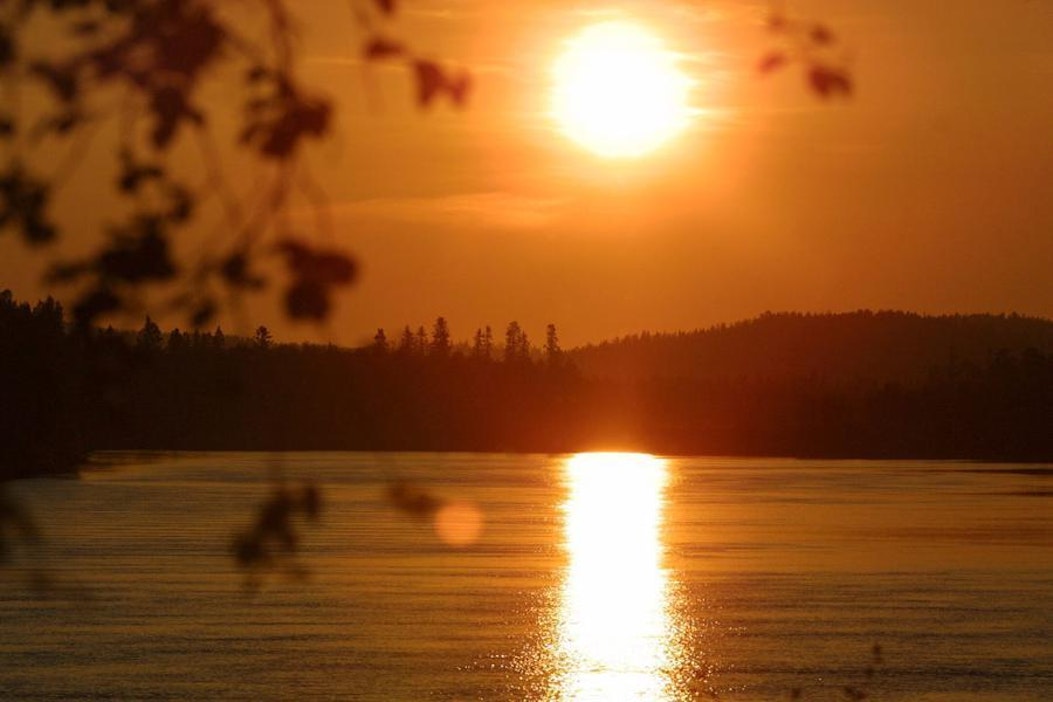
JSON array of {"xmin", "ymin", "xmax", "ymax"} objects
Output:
[{"xmin": 551, "ymin": 21, "xmax": 692, "ymax": 159}]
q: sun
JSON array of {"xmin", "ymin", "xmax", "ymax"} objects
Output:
[{"xmin": 551, "ymin": 21, "xmax": 693, "ymax": 159}]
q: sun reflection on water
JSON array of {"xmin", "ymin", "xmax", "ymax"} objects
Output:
[{"xmin": 557, "ymin": 452, "xmax": 674, "ymax": 701}]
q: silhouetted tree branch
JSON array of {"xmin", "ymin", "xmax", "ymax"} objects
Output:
[
  {"xmin": 0, "ymin": 1, "xmax": 854, "ymax": 588},
  {"xmin": 0, "ymin": 0, "xmax": 471, "ymax": 332}
]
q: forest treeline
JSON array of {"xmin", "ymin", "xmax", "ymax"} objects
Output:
[
  {"xmin": 3, "ymin": 291, "xmax": 1053, "ymax": 479},
  {"xmin": 573, "ymin": 310, "xmax": 1053, "ymax": 386}
]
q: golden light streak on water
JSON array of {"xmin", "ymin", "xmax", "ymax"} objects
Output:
[{"xmin": 556, "ymin": 452, "xmax": 674, "ymax": 701}]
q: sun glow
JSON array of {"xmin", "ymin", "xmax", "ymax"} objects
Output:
[
  {"xmin": 551, "ymin": 21, "xmax": 693, "ymax": 159},
  {"xmin": 557, "ymin": 452, "xmax": 674, "ymax": 700}
]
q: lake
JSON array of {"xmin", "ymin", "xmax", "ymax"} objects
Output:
[{"xmin": 1, "ymin": 452, "xmax": 1051, "ymax": 700}]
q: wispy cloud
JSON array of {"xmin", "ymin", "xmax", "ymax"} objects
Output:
[{"xmin": 332, "ymin": 191, "xmax": 568, "ymax": 231}]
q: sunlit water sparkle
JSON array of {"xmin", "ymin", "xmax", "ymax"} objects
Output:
[
  {"xmin": 557, "ymin": 453, "xmax": 673, "ymax": 700},
  {"xmin": 1, "ymin": 452, "xmax": 1050, "ymax": 700}
]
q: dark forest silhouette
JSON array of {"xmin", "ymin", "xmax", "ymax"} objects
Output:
[
  {"xmin": 3, "ymin": 291, "xmax": 1053, "ymax": 482},
  {"xmin": 0, "ymin": 1, "xmax": 862, "ymax": 488}
]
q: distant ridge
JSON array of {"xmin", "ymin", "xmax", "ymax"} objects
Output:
[
  {"xmin": 571, "ymin": 310, "xmax": 1053, "ymax": 386},
  {"xmin": 4, "ymin": 291, "xmax": 1052, "ymax": 469}
]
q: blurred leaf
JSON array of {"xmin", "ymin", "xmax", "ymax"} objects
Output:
[
  {"xmin": 284, "ymin": 279, "xmax": 329, "ymax": 320},
  {"xmin": 301, "ymin": 483, "xmax": 321, "ymax": 520},
  {"xmin": 364, "ymin": 37, "xmax": 404, "ymax": 61},
  {"xmin": 24, "ymin": 219, "xmax": 56, "ymax": 244},
  {"xmin": 190, "ymin": 299, "xmax": 216, "ymax": 328},
  {"xmin": 246, "ymin": 65, "xmax": 269, "ymax": 83},
  {"xmin": 278, "ymin": 238, "xmax": 356, "ymax": 320},
  {"xmin": 245, "ymin": 97, "xmax": 270, "ymax": 113},
  {"xmin": 232, "ymin": 482, "xmax": 324, "ymax": 589},
  {"xmin": 150, "ymin": 4, "xmax": 224, "ymax": 78},
  {"xmin": 387, "ymin": 480, "xmax": 442, "ymax": 517},
  {"xmin": 219, "ymin": 251, "xmax": 267, "ymax": 290},
  {"xmin": 32, "ymin": 110, "xmax": 83, "ymax": 140},
  {"xmin": 28, "ymin": 61, "xmax": 79, "ymax": 103},
  {"xmin": 240, "ymin": 88, "xmax": 331, "ymax": 159},
  {"xmin": 149, "ymin": 86, "xmax": 204, "ymax": 149},
  {"xmin": 373, "ymin": 0, "xmax": 396, "ymax": 16},
  {"xmin": 0, "ymin": 24, "xmax": 14, "ymax": 68},
  {"xmin": 414, "ymin": 60, "xmax": 444, "ymax": 107},
  {"xmin": 165, "ymin": 184, "xmax": 194, "ymax": 223},
  {"xmin": 448, "ymin": 70, "xmax": 471, "ymax": 108},
  {"xmin": 0, "ymin": 488, "xmax": 38, "ymax": 543},
  {"xmin": 0, "ymin": 164, "xmax": 56, "ymax": 246},
  {"xmin": 314, "ymin": 252, "xmax": 356, "ymax": 284},
  {"xmin": 220, "ymin": 252, "xmax": 248, "ymax": 284},
  {"xmin": 811, "ymin": 24, "xmax": 835, "ymax": 45},
  {"xmin": 278, "ymin": 239, "xmax": 358, "ymax": 285},
  {"xmin": 72, "ymin": 286, "xmax": 121, "ymax": 327},
  {"xmin": 98, "ymin": 217, "xmax": 177, "ymax": 283},
  {"xmin": 70, "ymin": 20, "xmax": 101, "ymax": 36},
  {"xmin": 413, "ymin": 60, "xmax": 471, "ymax": 109},
  {"xmin": 0, "ymin": 488, "xmax": 40, "ymax": 568},
  {"xmin": 46, "ymin": 261, "xmax": 91, "ymax": 284},
  {"xmin": 117, "ymin": 151, "xmax": 165, "ymax": 193},
  {"xmin": 233, "ymin": 532, "xmax": 266, "ymax": 568},
  {"xmin": 280, "ymin": 238, "xmax": 358, "ymax": 322},
  {"xmin": 758, "ymin": 51, "xmax": 788, "ymax": 74},
  {"xmin": 808, "ymin": 65, "xmax": 852, "ymax": 99}
]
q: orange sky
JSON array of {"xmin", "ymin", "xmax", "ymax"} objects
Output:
[{"xmin": 3, "ymin": 0, "xmax": 1052, "ymax": 347}]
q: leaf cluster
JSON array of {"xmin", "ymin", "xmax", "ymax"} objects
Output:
[
  {"xmin": 0, "ymin": 487, "xmax": 39, "ymax": 567},
  {"xmin": 277, "ymin": 239, "xmax": 357, "ymax": 321},
  {"xmin": 0, "ymin": 0, "xmax": 470, "ymax": 330},
  {"xmin": 232, "ymin": 481, "xmax": 322, "ymax": 591},
  {"xmin": 358, "ymin": 0, "xmax": 472, "ymax": 109},
  {"xmin": 758, "ymin": 8, "xmax": 853, "ymax": 99}
]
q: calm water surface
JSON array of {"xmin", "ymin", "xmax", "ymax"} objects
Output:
[{"xmin": 1, "ymin": 452, "xmax": 1051, "ymax": 700}]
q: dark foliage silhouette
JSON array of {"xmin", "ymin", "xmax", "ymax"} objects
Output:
[
  {"xmin": 0, "ymin": 2, "xmax": 858, "ymax": 588},
  {"xmin": 232, "ymin": 479, "xmax": 321, "ymax": 591},
  {"xmin": 0, "ymin": 291, "xmax": 88, "ymax": 478},
  {"xmin": 5, "ymin": 295, "xmax": 1051, "ymax": 467},
  {"xmin": 4, "ymin": 293, "xmax": 1052, "ymax": 591},
  {"xmin": 758, "ymin": 6, "xmax": 854, "ymax": 99},
  {"xmin": 0, "ymin": 1, "xmax": 476, "ymax": 584},
  {"xmin": 1, "ymin": 1, "xmax": 849, "ymax": 336},
  {"xmin": 0, "ymin": 0, "xmax": 470, "ymax": 331}
]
